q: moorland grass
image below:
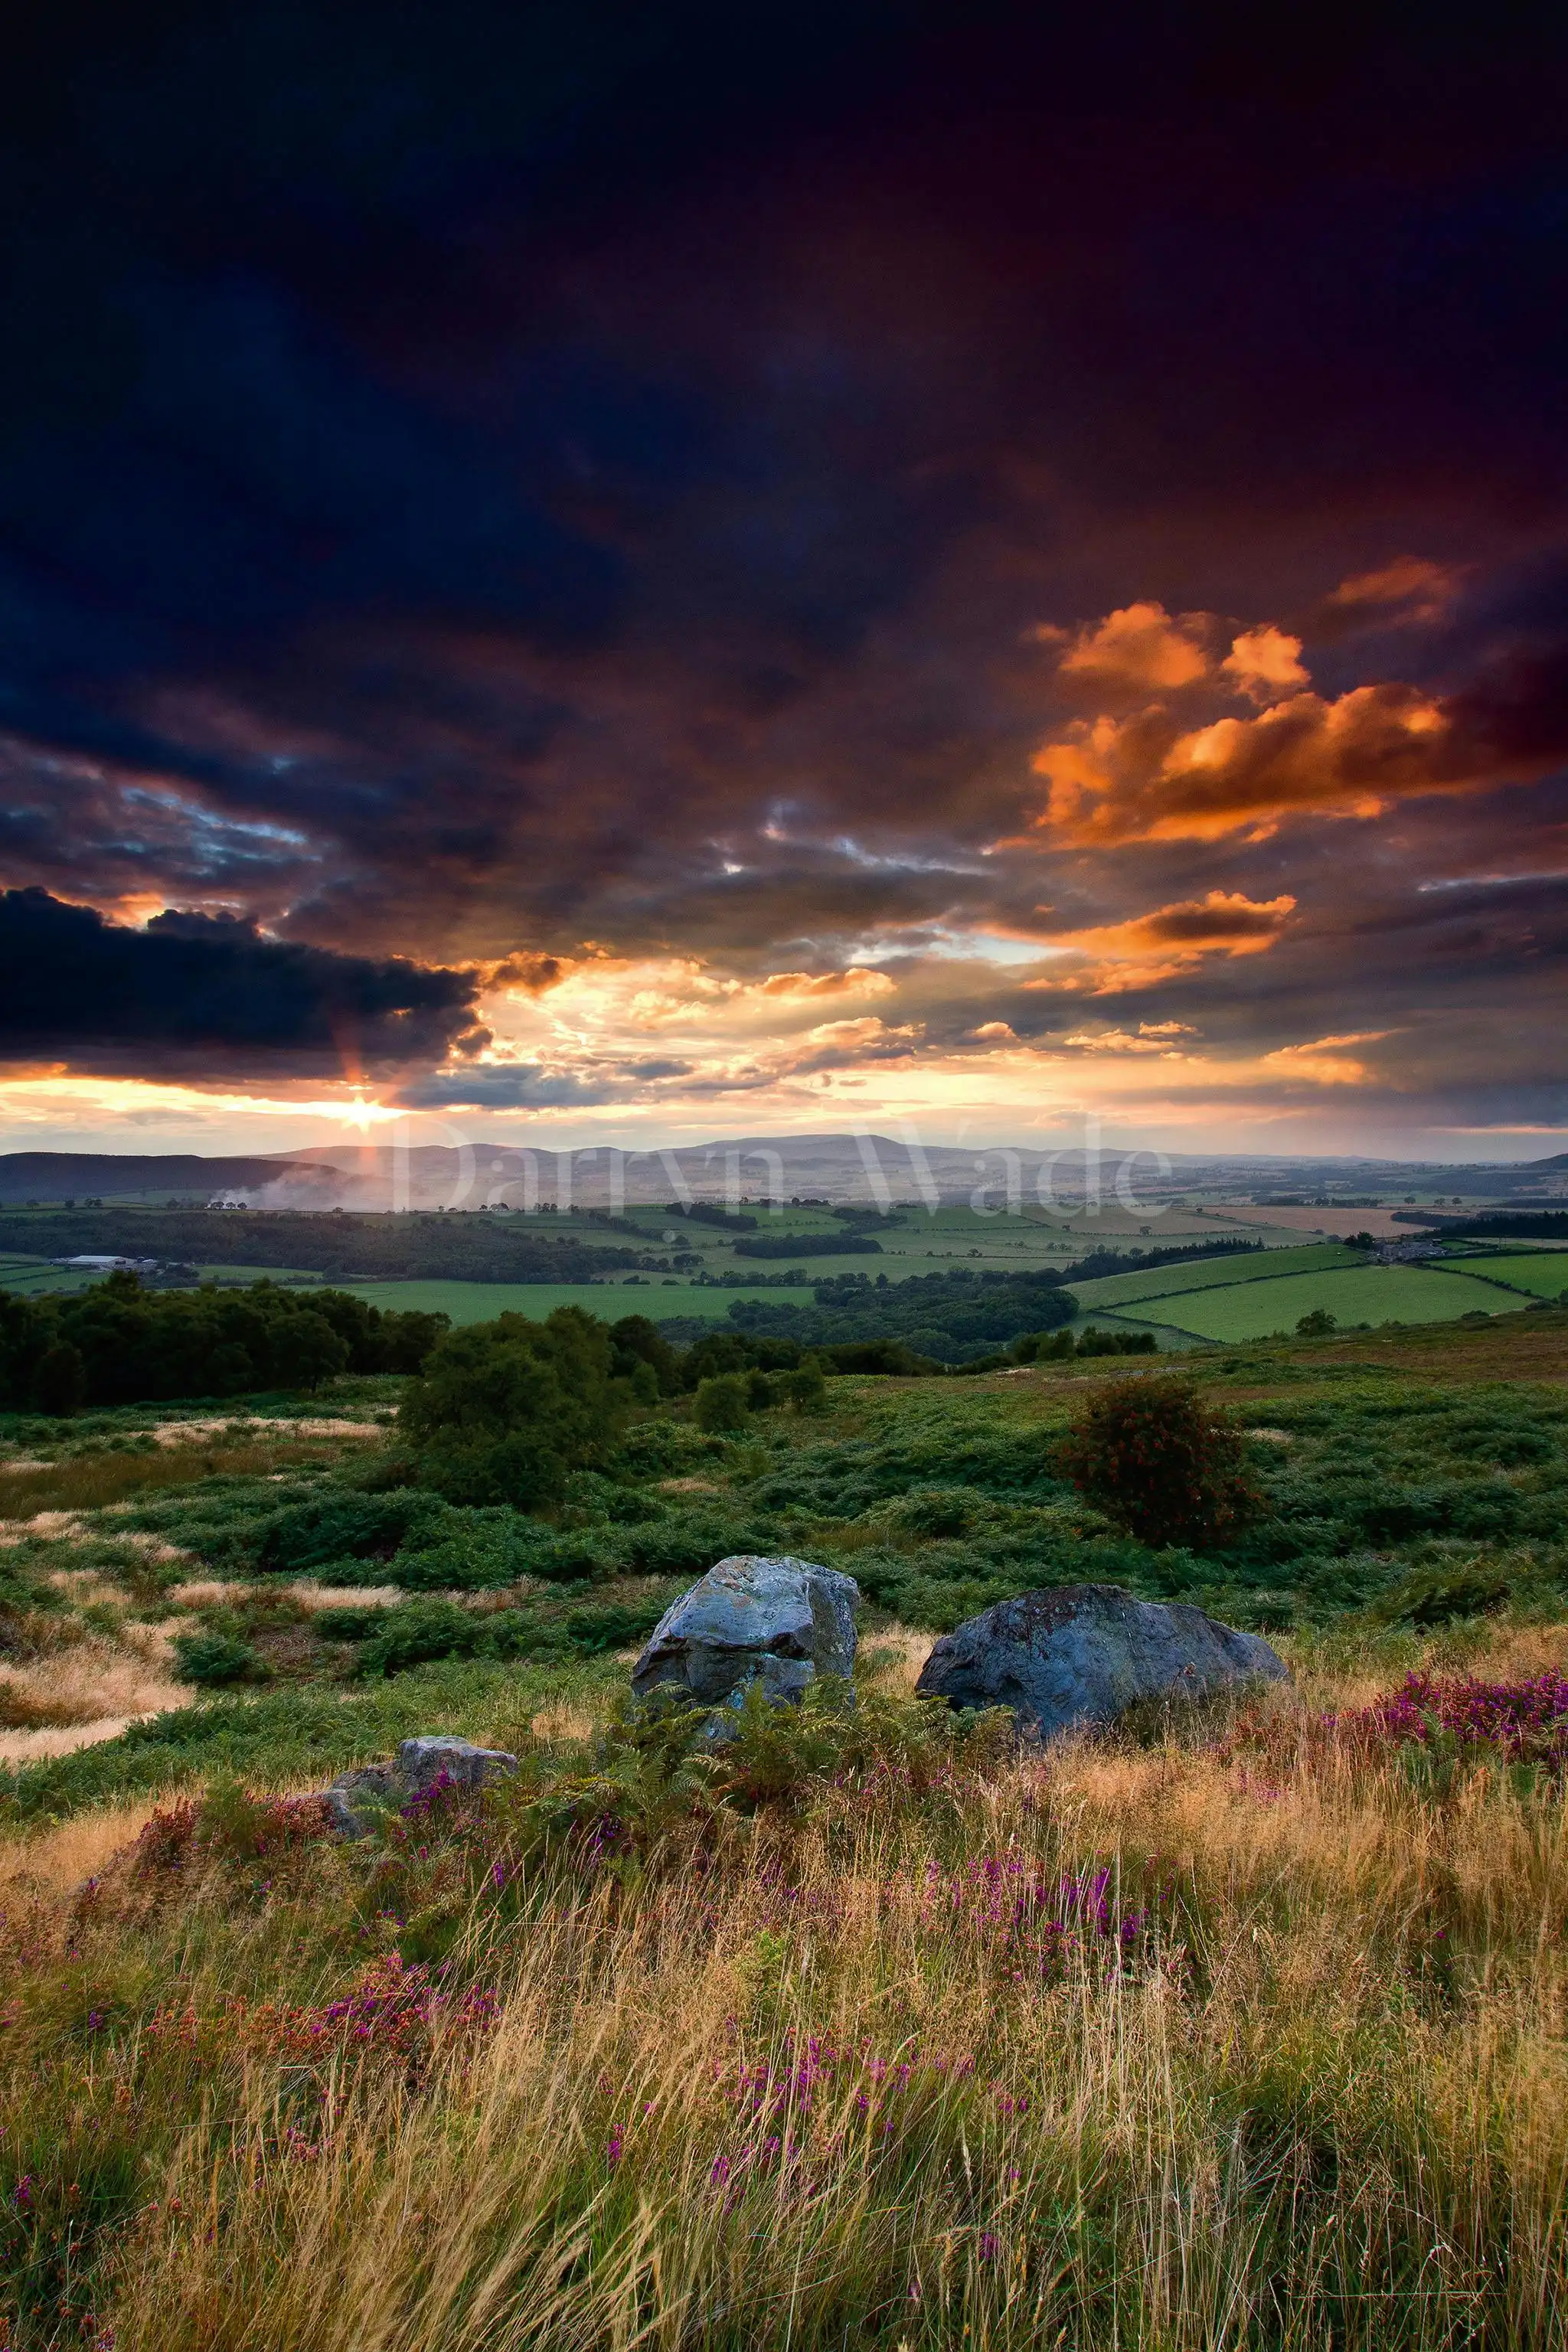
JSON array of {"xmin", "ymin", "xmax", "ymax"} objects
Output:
[
  {"xmin": 0, "ymin": 1437, "xmax": 370, "ymax": 1518},
  {"xmin": 2, "ymin": 1625, "xmax": 1566, "ymax": 2349},
  {"xmin": 5, "ymin": 1328, "xmax": 1568, "ymax": 1818},
  {"xmin": 1, "ymin": 1319, "xmax": 1567, "ymax": 2343}
]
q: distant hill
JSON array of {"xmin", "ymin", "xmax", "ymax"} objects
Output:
[
  {"xmin": 0, "ymin": 1134, "xmax": 1563, "ymax": 1214},
  {"xmin": 0, "ymin": 1152, "xmax": 338, "ymax": 1204}
]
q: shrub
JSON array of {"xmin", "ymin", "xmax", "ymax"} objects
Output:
[
  {"xmin": 400, "ymin": 1308, "xmax": 626, "ymax": 1506},
  {"xmin": 694, "ymin": 1373, "xmax": 750, "ymax": 1432},
  {"xmin": 1370, "ymin": 1561, "xmax": 1517, "ymax": 1627},
  {"xmin": 1074, "ymin": 1327, "xmax": 1159, "ymax": 1358},
  {"xmin": 1027, "ymin": 1331, "xmax": 1086, "ymax": 1363},
  {"xmin": 1014, "ymin": 1328, "xmax": 1157, "ymax": 1362},
  {"xmin": 609, "ymin": 1315, "xmax": 684, "ymax": 1396},
  {"xmin": 681, "ymin": 1331, "xmax": 804, "ymax": 1387},
  {"xmin": 354, "ymin": 1597, "xmax": 487, "ymax": 1676},
  {"xmin": 1297, "ymin": 1308, "xmax": 1338, "ymax": 1337},
  {"xmin": 259, "ymin": 1489, "xmax": 447, "ymax": 1573},
  {"xmin": 1057, "ymin": 1378, "xmax": 1260, "ymax": 1550},
  {"xmin": 262, "ymin": 1308, "xmax": 350, "ymax": 1390},
  {"xmin": 387, "ymin": 1508, "xmax": 556, "ymax": 1589},
  {"xmin": 313, "ymin": 1604, "xmax": 394, "ymax": 1642},
  {"xmin": 562, "ymin": 1599, "xmax": 667, "ymax": 1653},
  {"xmin": 777, "ymin": 1361, "xmax": 828, "ymax": 1411},
  {"xmin": 819, "ymin": 1339, "xmax": 940, "ymax": 1377},
  {"xmin": 171, "ymin": 1629, "xmax": 266, "ymax": 1686}
]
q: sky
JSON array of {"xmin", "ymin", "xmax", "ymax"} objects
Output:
[{"xmin": 2, "ymin": 2, "xmax": 1566, "ymax": 1164}]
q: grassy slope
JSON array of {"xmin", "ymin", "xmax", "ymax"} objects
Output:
[
  {"xmin": 5, "ymin": 1302, "xmax": 1566, "ymax": 1804},
  {"xmin": 1453, "ymin": 1250, "xmax": 1568, "ymax": 1300},
  {"xmin": 2, "ymin": 1310, "xmax": 1566, "ymax": 2344},
  {"xmin": 1153, "ymin": 1261, "xmax": 1527, "ymax": 1339},
  {"xmin": 2, "ymin": 1627, "xmax": 1565, "ymax": 2347},
  {"xmin": 1068, "ymin": 1238, "xmax": 1363, "ymax": 1308}
]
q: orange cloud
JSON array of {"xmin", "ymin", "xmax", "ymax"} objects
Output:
[
  {"xmin": 1047, "ymin": 889, "xmax": 1295, "ymax": 959},
  {"xmin": 1032, "ymin": 680, "xmax": 1465, "ymax": 844},
  {"xmin": 1050, "ymin": 600, "xmax": 1213, "ymax": 692},
  {"xmin": 802, "ymin": 1015, "xmax": 916, "ymax": 1049},
  {"xmin": 757, "ymin": 965, "xmax": 896, "ymax": 998},
  {"xmin": 1057, "ymin": 1025, "xmax": 1194, "ymax": 1055},
  {"xmin": 1261, "ymin": 1029, "xmax": 1392, "ymax": 1085},
  {"xmin": 1220, "ymin": 625, "xmax": 1308, "ymax": 701},
  {"xmin": 1320, "ymin": 556, "xmax": 1457, "ymax": 628},
  {"xmin": 1024, "ymin": 890, "xmax": 1295, "ymax": 994}
]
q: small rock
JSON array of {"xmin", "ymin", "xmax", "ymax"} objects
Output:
[
  {"xmin": 316, "ymin": 1735, "xmax": 518, "ymax": 1837},
  {"xmin": 631, "ymin": 1553, "xmax": 859, "ymax": 1710},
  {"xmin": 320, "ymin": 1761, "xmax": 402, "ymax": 1840},
  {"xmin": 397, "ymin": 1735, "xmax": 518, "ymax": 1793},
  {"xmin": 915, "ymin": 1582, "xmax": 1286, "ymax": 1741}
]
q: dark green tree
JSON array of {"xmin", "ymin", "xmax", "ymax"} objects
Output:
[
  {"xmin": 267, "ymin": 1309, "xmax": 351, "ymax": 1392},
  {"xmin": 609, "ymin": 1312, "xmax": 683, "ymax": 1395},
  {"xmin": 398, "ymin": 1305, "xmax": 625, "ymax": 1505},
  {"xmin": 34, "ymin": 1339, "xmax": 86, "ymax": 1418}
]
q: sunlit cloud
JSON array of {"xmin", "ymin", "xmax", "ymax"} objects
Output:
[
  {"xmin": 1260, "ymin": 1031, "xmax": 1394, "ymax": 1086},
  {"xmin": 1024, "ymin": 891, "xmax": 1295, "ymax": 991},
  {"xmin": 1033, "ymin": 681, "xmax": 1459, "ymax": 844},
  {"xmin": 1318, "ymin": 557, "xmax": 1459, "ymax": 630},
  {"xmin": 756, "ymin": 966, "xmax": 897, "ymax": 998},
  {"xmin": 1047, "ymin": 601, "xmax": 1214, "ymax": 693},
  {"xmin": 1220, "ymin": 626, "xmax": 1309, "ymax": 701},
  {"xmin": 0, "ymin": 1073, "xmax": 404, "ymax": 1127}
]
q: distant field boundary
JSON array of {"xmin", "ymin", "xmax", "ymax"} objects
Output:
[
  {"xmin": 1134, "ymin": 1262, "xmax": 1529, "ymax": 1343},
  {"xmin": 1066, "ymin": 1240, "xmax": 1364, "ymax": 1313}
]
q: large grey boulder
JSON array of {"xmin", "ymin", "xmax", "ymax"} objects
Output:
[
  {"xmin": 317, "ymin": 1735, "xmax": 518, "ymax": 1838},
  {"xmin": 631, "ymin": 1554, "xmax": 859, "ymax": 1710},
  {"xmin": 915, "ymin": 1583, "xmax": 1286, "ymax": 1740}
]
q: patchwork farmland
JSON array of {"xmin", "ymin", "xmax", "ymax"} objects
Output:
[{"xmin": 1068, "ymin": 1242, "xmax": 1541, "ymax": 1344}]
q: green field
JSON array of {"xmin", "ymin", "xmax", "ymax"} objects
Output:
[
  {"xmin": 197, "ymin": 1262, "xmax": 324, "ymax": 1284},
  {"xmin": 1447, "ymin": 1251, "xmax": 1568, "ymax": 1301},
  {"xmin": 1067, "ymin": 1240, "xmax": 1364, "ymax": 1312},
  {"xmin": 1148, "ymin": 1261, "xmax": 1528, "ymax": 1340},
  {"xmin": 612, "ymin": 1198, "xmax": 1313, "ymax": 1285},
  {"xmin": 338, "ymin": 1277, "xmax": 817, "ymax": 1325},
  {"xmin": 0, "ymin": 1254, "xmax": 98, "ymax": 1295}
]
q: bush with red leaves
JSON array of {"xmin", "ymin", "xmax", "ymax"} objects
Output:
[{"xmin": 1056, "ymin": 1378, "xmax": 1260, "ymax": 1551}]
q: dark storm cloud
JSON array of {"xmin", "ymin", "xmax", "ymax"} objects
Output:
[
  {"xmin": 0, "ymin": 889, "xmax": 485, "ymax": 1080},
  {"xmin": 1, "ymin": 3, "xmax": 1566, "ymax": 1116}
]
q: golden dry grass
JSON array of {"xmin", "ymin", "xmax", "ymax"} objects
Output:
[
  {"xmin": 0, "ymin": 1434, "xmax": 382, "ymax": 1517},
  {"xmin": 0, "ymin": 1797, "xmax": 163, "ymax": 1890},
  {"xmin": 147, "ymin": 1414, "xmax": 385, "ymax": 1446},
  {"xmin": 858, "ymin": 1622, "xmax": 936, "ymax": 1694},
  {"xmin": 101, "ymin": 1720, "xmax": 1568, "ymax": 2349},
  {"xmin": 0, "ymin": 1714, "xmax": 164, "ymax": 1764},
  {"xmin": 0, "ymin": 1621, "xmax": 185, "ymax": 1734},
  {"xmin": 4, "ymin": 1619, "xmax": 1566, "ymax": 2350}
]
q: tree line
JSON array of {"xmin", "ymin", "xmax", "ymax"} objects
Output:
[
  {"xmin": 0, "ymin": 1207, "xmax": 649, "ymax": 1283},
  {"xmin": 0, "ymin": 1272, "xmax": 448, "ymax": 1414}
]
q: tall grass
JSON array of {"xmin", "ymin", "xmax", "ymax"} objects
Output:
[
  {"xmin": 2, "ymin": 1626, "xmax": 1565, "ymax": 2349},
  {"xmin": 0, "ymin": 1436, "xmax": 358, "ymax": 1517}
]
